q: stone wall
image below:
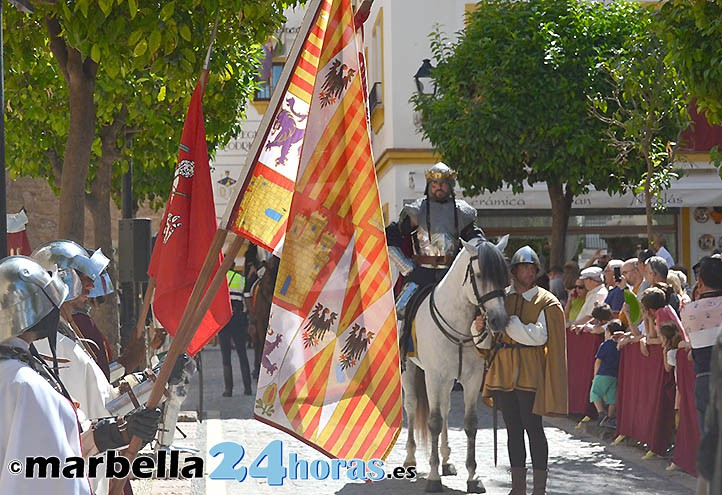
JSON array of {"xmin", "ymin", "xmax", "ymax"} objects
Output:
[{"xmin": 7, "ymin": 175, "xmax": 164, "ymax": 252}]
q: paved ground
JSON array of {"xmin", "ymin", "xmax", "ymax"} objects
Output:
[{"xmin": 133, "ymin": 345, "xmax": 697, "ymax": 495}]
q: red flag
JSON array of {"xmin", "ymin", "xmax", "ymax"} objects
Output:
[{"xmin": 148, "ymin": 80, "xmax": 232, "ymax": 356}]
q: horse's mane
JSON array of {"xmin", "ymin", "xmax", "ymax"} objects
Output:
[{"xmin": 475, "ymin": 238, "xmax": 510, "ymax": 289}]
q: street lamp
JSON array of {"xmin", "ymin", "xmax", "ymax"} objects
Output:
[
  {"xmin": 1, "ymin": 0, "xmax": 34, "ymax": 258},
  {"xmin": 413, "ymin": 58, "xmax": 436, "ymax": 96}
]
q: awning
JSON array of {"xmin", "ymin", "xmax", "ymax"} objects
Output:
[{"xmin": 456, "ymin": 171, "xmax": 722, "ymax": 210}]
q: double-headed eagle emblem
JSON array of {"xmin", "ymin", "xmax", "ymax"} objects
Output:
[
  {"xmin": 302, "ymin": 303, "xmax": 338, "ymax": 348},
  {"xmin": 339, "ymin": 323, "xmax": 374, "ymax": 370},
  {"xmin": 318, "ymin": 59, "xmax": 356, "ymax": 108}
]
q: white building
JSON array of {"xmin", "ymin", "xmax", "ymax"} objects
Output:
[{"xmin": 213, "ymin": 0, "xmax": 722, "ymax": 270}]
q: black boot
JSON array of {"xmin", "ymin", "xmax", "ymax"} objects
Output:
[{"xmin": 222, "ymin": 365, "xmax": 233, "ymax": 397}]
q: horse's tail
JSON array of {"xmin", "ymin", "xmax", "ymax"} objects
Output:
[{"xmin": 414, "ymin": 367, "xmax": 429, "ymax": 446}]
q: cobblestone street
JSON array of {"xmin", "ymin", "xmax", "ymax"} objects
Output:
[{"xmin": 132, "ymin": 346, "xmax": 697, "ymax": 495}]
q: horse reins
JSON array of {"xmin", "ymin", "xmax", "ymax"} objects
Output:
[{"xmin": 428, "ymin": 251, "xmax": 505, "ymax": 378}]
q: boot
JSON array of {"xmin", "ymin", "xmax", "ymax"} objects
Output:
[
  {"xmin": 532, "ymin": 469, "xmax": 548, "ymax": 495},
  {"xmin": 509, "ymin": 467, "xmax": 526, "ymax": 495},
  {"xmin": 222, "ymin": 365, "xmax": 233, "ymax": 397}
]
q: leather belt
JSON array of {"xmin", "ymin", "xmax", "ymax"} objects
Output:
[{"xmin": 414, "ymin": 255, "xmax": 455, "ymax": 266}]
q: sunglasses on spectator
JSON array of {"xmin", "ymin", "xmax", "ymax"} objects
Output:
[{"xmin": 575, "ymin": 285, "xmax": 585, "ymax": 289}]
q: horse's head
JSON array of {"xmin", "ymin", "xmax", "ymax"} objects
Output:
[{"xmin": 461, "ymin": 235, "xmax": 510, "ymax": 335}]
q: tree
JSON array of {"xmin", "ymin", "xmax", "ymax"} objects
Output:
[
  {"xmin": 658, "ymin": 0, "xmax": 722, "ymax": 179},
  {"xmin": 658, "ymin": 1, "xmax": 722, "ymax": 125},
  {"xmin": 4, "ymin": 1, "xmax": 301, "ymax": 350},
  {"xmin": 412, "ymin": 0, "xmax": 650, "ymax": 267},
  {"xmin": 590, "ymin": 12, "xmax": 689, "ymax": 243}
]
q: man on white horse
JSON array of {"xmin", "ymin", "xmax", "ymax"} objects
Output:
[
  {"xmin": 476, "ymin": 246, "xmax": 567, "ymax": 495},
  {"xmin": 386, "ymin": 162, "xmax": 484, "ymax": 358}
]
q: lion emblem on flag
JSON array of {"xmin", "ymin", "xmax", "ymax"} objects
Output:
[{"xmin": 265, "ymin": 97, "xmax": 307, "ymax": 166}]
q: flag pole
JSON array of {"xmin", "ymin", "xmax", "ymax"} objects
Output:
[
  {"xmin": 109, "ymin": 229, "xmax": 233, "ymax": 495},
  {"xmin": 134, "ymin": 278, "xmax": 155, "ymax": 340}
]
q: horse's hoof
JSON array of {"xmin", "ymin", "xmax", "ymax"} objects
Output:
[
  {"xmin": 467, "ymin": 479, "xmax": 486, "ymax": 493},
  {"xmin": 441, "ymin": 463, "xmax": 457, "ymax": 476},
  {"xmin": 425, "ymin": 479, "xmax": 444, "ymax": 492},
  {"xmin": 403, "ymin": 461, "xmax": 416, "ymax": 469}
]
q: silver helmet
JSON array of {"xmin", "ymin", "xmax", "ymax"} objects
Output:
[
  {"xmin": 0, "ymin": 256, "xmax": 68, "ymax": 341},
  {"xmin": 510, "ymin": 246, "xmax": 541, "ymax": 270},
  {"xmin": 88, "ymin": 272, "xmax": 115, "ymax": 298},
  {"xmin": 32, "ymin": 240, "xmax": 110, "ymax": 300},
  {"xmin": 424, "ymin": 162, "xmax": 457, "ymax": 189}
]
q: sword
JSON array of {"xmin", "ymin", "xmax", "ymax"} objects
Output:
[{"xmin": 493, "ymin": 401, "xmax": 498, "ymax": 467}]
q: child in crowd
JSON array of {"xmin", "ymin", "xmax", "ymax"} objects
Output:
[
  {"xmin": 590, "ymin": 319, "xmax": 626, "ymax": 428},
  {"xmin": 659, "ymin": 320, "xmax": 688, "ymax": 374},
  {"xmin": 584, "ymin": 303, "xmax": 614, "ymax": 334}
]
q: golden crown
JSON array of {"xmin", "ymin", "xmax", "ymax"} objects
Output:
[{"xmin": 424, "ymin": 168, "xmax": 457, "ymax": 181}]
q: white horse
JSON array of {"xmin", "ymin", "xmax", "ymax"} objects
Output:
[{"xmin": 402, "ymin": 236, "xmax": 509, "ymax": 493}]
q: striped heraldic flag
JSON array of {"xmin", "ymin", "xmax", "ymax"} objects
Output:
[{"xmin": 227, "ymin": 0, "xmax": 402, "ymax": 461}]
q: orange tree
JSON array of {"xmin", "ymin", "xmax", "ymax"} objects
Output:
[{"xmin": 412, "ymin": 0, "xmax": 652, "ymax": 267}]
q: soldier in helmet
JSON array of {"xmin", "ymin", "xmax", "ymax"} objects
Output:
[
  {"xmin": 0, "ymin": 256, "xmax": 160, "ymax": 494},
  {"xmin": 386, "ymin": 163, "xmax": 484, "ymax": 354},
  {"xmin": 476, "ymin": 246, "xmax": 567, "ymax": 495}
]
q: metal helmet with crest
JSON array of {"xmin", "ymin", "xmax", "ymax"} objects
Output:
[
  {"xmin": 31, "ymin": 240, "xmax": 110, "ymax": 301},
  {"xmin": 510, "ymin": 245, "xmax": 541, "ymax": 271},
  {"xmin": 424, "ymin": 162, "xmax": 457, "ymax": 190},
  {"xmin": 0, "ymin": 256, "xmax": 68, "ymax": 341}
]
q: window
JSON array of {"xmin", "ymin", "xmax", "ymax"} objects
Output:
[{"xmin": 255, "ymin": 62, "xmax": 284, "ymax": 101}]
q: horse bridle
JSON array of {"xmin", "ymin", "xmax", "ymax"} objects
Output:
[{"xmin": 428, "ymin": 251, "xmax": 505, "ymax": 377}]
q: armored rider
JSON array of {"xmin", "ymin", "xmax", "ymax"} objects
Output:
[{"xmin": 386, "ymin": 162, "xmax": 484, "ymax": 316}]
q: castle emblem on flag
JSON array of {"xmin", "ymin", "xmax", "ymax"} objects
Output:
[
  {"xmin": 318, "ymin": 59, "xmax": 356, "ymax": 108},
  {"xmin": 339, "ymin": 323, "xmax": 374, "ymax": 370},
  {"xmin": 265, "ymin": 97, "xmax": 308, "ymax": 166},
  {"xmin": 302, "ymin": 303, "xmax": 338, "ymax": 347}
]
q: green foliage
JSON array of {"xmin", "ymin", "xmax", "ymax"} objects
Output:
[
  {"xmin": 658, "ymin": 0, "xmax": 722, "ymax": 125},
  {"xmin": 411, "ymin": 0, "xmax": 650, "ymax": 198},
  {"xmin": 3, "ymin": 0, "xmax": 303, "ymax": 209},
  {"xmin": 590, "ymin": 11, "xmax": 689, "ymax": 213}
]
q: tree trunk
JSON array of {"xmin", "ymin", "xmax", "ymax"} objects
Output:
[
  {"xmin": 642, "ymin": 139, "xmax": 653, "ymax": 248},
  {"xmin": 547, "ymin": 181, "xmax": 574, "ymax": 269},
  {"xmin": 46, "ymin": 16, "xmax": 98, "ymax": 243},
  {"xmin": 86, "ymin": 111, "xmax": 127, "ymax": 356}
]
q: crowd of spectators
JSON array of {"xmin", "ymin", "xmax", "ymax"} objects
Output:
[{"xmin": 536, "ymin": 237, "xmax": 722, "ymax": 487}]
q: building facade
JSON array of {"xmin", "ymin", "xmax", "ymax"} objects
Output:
[{"xmin": 212, "ymin": 0, "xmax": 722, "ymax": 272}]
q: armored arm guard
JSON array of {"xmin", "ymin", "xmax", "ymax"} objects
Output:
[
  {"xmin": 385, "ymin": 221, "xmax": 414, "ymax": 276},
  {"xmin": 460, "ymin": 223, "xmax": 486, "ymax": 241},
  {"xmin": 457, "ymin": 200, "xmax": 485, "ymax": 241}
]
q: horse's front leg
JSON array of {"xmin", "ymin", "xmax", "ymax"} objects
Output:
[
  {"xmin": 441, "ymin": 388, "xmax": 456, "ymax": 477},
  {"xmin": 426, "ymin": 375, "xmax": 454, "ymax": 493},
  {"xmin": 460, "ymin": 363, "xmax": 486, "ymax": 493}
]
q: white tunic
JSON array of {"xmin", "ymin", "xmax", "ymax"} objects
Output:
[
  {"xmin": 34, "ymin": 332, "xmax": 114, "ymax": 422},
  {"xmin": 0, "ymin": 338, "xmax": 92, "ymax": 495}
]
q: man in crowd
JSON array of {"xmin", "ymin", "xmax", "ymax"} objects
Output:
[
  {"xmin": 569, "ymin": 266, "xmax": 607, "ymax": 331},
  {"xmin": 644, "ymin": 255, "xmax": 680, "ymax": 314},
  {"xmin": 603, "ymin": 259, "xmax": 625, "ymax": 316},
  {"xmin": 681, "ymin": 255, "xmax": 722, "ymax": 430},
  {"xmin": 479, "ymin": 246, "xmax": 567, "ymax": 495}
]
